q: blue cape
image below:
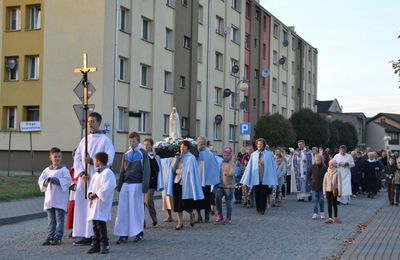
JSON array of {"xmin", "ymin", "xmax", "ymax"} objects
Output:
[
  {"xmin": 293, "ymin": 148, "xmax": 313, "ymax": 192},
  {"xmin": 240, "ymin": 150, "xmax": 278, "ymax": 188},
  {"xmin": 166, "ymin": 153, "xmax": 204, "ymax": 200},
  {"xmin": 154, "ymin": 155, "xmax": 164, "ymax": 191},
  {"xmin": 162, "ymin": 158, "xmax": 174, "ymax": 196},
  {"xmin": 198, "ymin": 148, "xmax": 220, "ymax": 186}
]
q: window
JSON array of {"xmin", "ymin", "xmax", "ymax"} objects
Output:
[
  {"xmin": 254, "ymin": 38, "xmax": 257, "ymax": 48},
  {"xmin": 27, "ymin": 56, "xmax": 39, "ymax": 80},
  {"xmin": 231, "ymin": 25, "xmax": 239, "ymax": 43},
  {"xmin": 281, "ymin": 107, "xmax": 287, "ymax": 117},
  {"xmin": 216, "ymin": 16, "xmax": 223, "ymax": 34},
  {"xmin": 281, "ymin": 81, "xmax": 287, "ymax": 95},
  {"xmin": 196, "ymin": 81, "xmax": 202, "ymax": 100},
  {"xmin": 245, "ymin": 2, "xmax": 251, "ymax": 18},
  {"xmin": 141, "ymin": 17, "xmax": 151, "ymax": 41},
  {"xmin": 25, "ymin": 106, "xmax": 39, "ymax": 121},
  {"xmin": 272, "ymin": 104, "xmax": 277, "ymax": 114},
  {"xmin": 230, "ymin": 92, "xmax": 236, "ymax": 109},
  {"xmin": 164, "ymin": 71, "xmax": 171, "ymax": 92},
  {"xmin": 120, "ymin": 7, "xmax": 127, "ymax": 31},
  {"xmin": 245, "ymin": 33, "xmax": 250, "ymax": 49},
  {"xmin": 292, "ymin": 37, "xmax": 295, "ymax": 50},
  {"xmin": 253, "ymin": 98, "xmax": 256, "ymax": 107},
  {"xmin": 231, "ymin": 0, "xmax": 239, "ymax": 11},
  {"xmin": 215, "ymin": 52, "xmax": 223, "ymax": 70},
  {"xmin": 291, "ymin": 61, "xmax": 295, "ymax": 75},
  {"xmin": 308, "ymin": 49, "xmax": 312, "ymax": 62},
  {"xmin": 213, "ymin": 122, "xmax": 221, "ymax": 140},
  {"xmin": 291, "ymin": 86, "xmax": 295, "ymax": 99},
  {"xmin": 272, "ymin": 78, "xmax": 277, "ymax": 92},
  {"xmin": 273, "ymin": 23, "xmax": 278, "ymax": 38},
  {"xmin": 140, "ymin": 64, "xmax": 149, "ymax": 87},
  {"xmin": 255, "ymin": 9, "xmax": 261, "ymax": 20},
  {"xmin": 6, "ymin": 107, "xmax": 17, "ymax": 129},
  {"xmin": 138, "ymin": 111, "xmax": 148, "ymax": 133},
  {"xmin": 282, "ymin": 56, "xmax": 288, "ymax": 70},
  {"xmin": 165, "ymin": 28, "xmax": 172, "ymax": 49},
  {"xmin": 9, "ymin": 7, "xmax": 21, "ymax": 31},
  {"xmin": 6, "ymin": 57, "xmax": 18, "ymax": 81},
  {"xmin": 181, "ymin": 117, "xmax": 187, "ymax": 129},
  {"xmin": 263, "ymin": 44, "xmax": 266, "ymax": 59},
  {"xmin": 28, "ymin": 5, "xmax": 41, "ymax": 30},
  {"xmin": 230, "ymin": 59, "xmax": 238, "ymax": 76},
  {"xmin": 118, "ymin": 57, "xmax": 126, "ymax": 81},
  {"xmin": 117, "ymin": 107, "xmax": 125, "ymax": 131},
  {"xmin": 182, "ymin": 0, "xmax": 188, "ymax": 6},
  {"xmin": 179, "ymin": 75, "xmax": 185, "ymax": 88},
  {"xmin": 214, "ymin": 87, "xmax": 222, "ymax": 105},
  {"xmin": 254, "ymin": 69, "xmax": 259, "ymax": 78},
  {"xmin": 308, "ymin": 71, "xmax": 312, "ymax": 84},
  {"xmin": 263, "ymin": 16, "xmax": 267, "ymax": 32},
  {"xmin": 197, "ymin": 43, "xmax": 203, "ymax": 63},
  {"xmin": 198, "ymin": 5, "xmax": 203, "ymax": 23},
  {"xmin": 282, "ymin": 30, "xmax": 288, "ymax": 42},
  {"xmin": 166, "ymin": 0, "xmax": 174, "ymax": 7},
  {"xmin": 163, "ymin": 115, "xmax": 169, "ymax": 135},
  {"xmin": 244, "ymin": 64, "xmax": 249, "ymax": 80},
  {"xmin": 183, "ymin": 36, "xmax": 191, "ymax": 49},
  {"xmin": 273, "ymin": 51, "xmax": 278, "ymax": 65},
  {"xmin": 308, "ymin": 93, "xmax": 312, "ymax": 106},
  {"xmin": 229, "ymin": 125, "xmax": 235, "ymax": 141}
]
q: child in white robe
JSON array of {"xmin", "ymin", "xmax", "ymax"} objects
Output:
[
  {"xmin": 38, "ymin": 147, "xmax": 72, "ymax": 245},
  {"xmin": 86, "ymin": 152, "xmax": 116, "ymax": 254}
]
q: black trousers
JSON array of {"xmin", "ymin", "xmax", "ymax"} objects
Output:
[
  {"xmin": 234, "ymin": 186, "xmax": 242, "ymax": 201},
  {"xmin": 395, "ymin": 184, "xmax": 400, "ymax": 203},
  {"xmin": 254, "ymin": 184, "xmax": 268, "ymax": 212},
  {"xmin": 326, "ymin": 192, "xmax": 338, "ymax": 218},
  {"xmin": 352, "ymin": 182, "xmax": 360, "ymax": 195},
  {"xmin": 92, "ymin": 220, "xmax": 108, "ymax": 247}
]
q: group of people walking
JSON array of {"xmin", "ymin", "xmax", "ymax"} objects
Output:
[{"xmin": 37, "ymin": 111, "xmax": 398, "ymax": 254}]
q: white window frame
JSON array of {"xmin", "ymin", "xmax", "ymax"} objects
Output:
[
  {"xmin": 196, "ymin": 81, "xmax": 202, "ymax": 100},
  {"xmin": 163, "ymin": 115, "xmax": 169, "ymax": 135},
  {"xmin": 179, "ymin": 75, "xmax": 185, "ymax": 88},
  {"xmin": 7, "ymin": 107, "xmax": 17, "ymax": 129},
  {"xmin": 29, "ymin": 6, "xmax": 41, "ymax": 30},
  {"xmin": 231, "ymin": 0, "xmax": 239, "ymax": 10},
  {"xmin": 281, "ymin": 81, "xmax": 287, "ymax": 96},
  {"xmin": 214, "ymin": 87, "xmax": 222, "ymax": 105},
  {"xmin": 245, "ymin": 33, "xmax": 250, "ymax": 49},
  {"xmin": 138, "ymin": 111, "xmax": 147, "ymax": 133},
  {"xmin": 165, "ymin": 28, "xmax": 171, "ymax": 49},
  {"xmin": 272, "ymin": 104, "xmax": 277, "ymax": 114},
  {"xmin": 229, "ymin": 125, "xmax": 235, "ymax": 141},
  {"xmin": 117, "ymin": 107, "xmax": 125, "ymax": 131},
  {"xmin": 216, "ymin": 16, "xmax": 223, "ymax": 34},
  {"xmin": 118, "ymin": 57, "xmax": 126, "ymax": 81},
  {"xmin": 197, "ymin": 43, "xmax": 203, "ymax": 63},
  {"xmin": 9, "ymin": 7, "xmax": 21, "ymax": 31},
  {"xmin": 198, "ymin": 5, "xmax": 204, "ymax": 23},
  {"xmin": 229, "ymin": 92, "xmax": 236, "ymax": 109},
  {"xmin": 120, "ymin": 7, "xmax": 128, "ymax": 32},
  {"xmin": 231, "ymin": 25, "xmax": 239, "ymax": 43},
  {"xmin": 27, "ymin": 56, "xmax": 39, "ymax": 80},
  {"xmin": 273, "ymin": 51, "xmax": 278, "ymax": 65},
  {"xmin": 183, "ymin": 36, "xmax": 191, "ymax": 49},
  {"xmin": 273, "ymin": 23, "xmax": 278, "ymax": 38},
  {"xmin": 272, "ymin": 78, "xmax": 277, "ymax": 93},
  {"xmin": 244, "ymin": 65, "xmax": 249, "ymax": 80},
  {"xmin": 182, "ymin": 0, "xmax": 188, "ymax": 6},
  {"xmin": 215, "ymin": 52, "xmax": 223, "ymax": 70},
  {"xmin": 141, "ymin": 17, "xmax": 150, "ymax": 41},
  {"xmin": 140, "ymin": 64, "xmax": 149, "ymax": 87},
  {"xmin": 164, "ymin": 71, "xmax": 170, "ymax": 92},
  {"xmin": 213, "ymin": 122, "xmax": 221, "ymax": 140}
]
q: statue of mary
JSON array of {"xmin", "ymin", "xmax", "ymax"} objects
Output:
[{"xmin": 169, "ymin": 107, "xmax": 182, "ymax": 140}]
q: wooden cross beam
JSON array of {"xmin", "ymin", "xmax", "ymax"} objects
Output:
[{"xmin": 74, "ymin": 53, "xmax": 97, "ymax": 73}]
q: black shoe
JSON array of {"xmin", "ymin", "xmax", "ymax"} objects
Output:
[
  {"xmin": 116, "ymin": 236, "xmax": 128, "ymax": 244},
  {"xmin": 298, "ymin": 199, "xmax": 304, "ymax": 202},
  {"xmin": 73, "ymin": 237, "xmax": 92, "ymax": 246},
  {"xmin": 53, "ymin": 237, "xmax": 62, "ymax": 245},
  {"xmin": 87, "ymin": 245, "xmax": 100, "ymax": 254},
  {"xmin": 308, "ymin": 196, "xmax": 312, "ymax": 202},
  {"xmin": 68, "ymin": 232, "xmax": 73, "ymax": 239},
  {"xmin": 134, "ymin": 232, "xmax": 143, "ymax": 242},
  {"xmin": 42, "ymin": 238, "xmax": 54, "ymax": 246},
  {"xmin": 175, "ymin": 225, "xmax": 183, "ymax": 230},
  {"xmin": 152, "ymin": 221, "xmax": 157, "ymax": 227},
  {"xmin": 100, "ymin": 244, "xmax": 110, "ymax": 254}
]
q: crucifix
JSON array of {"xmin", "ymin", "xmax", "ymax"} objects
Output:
[{"xmin": 74, "ymin": 53, "xmax": 97, "ymax": 199}]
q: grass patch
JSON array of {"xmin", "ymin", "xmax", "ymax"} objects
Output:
[{"xmin": 0, "ymin": 176, "xmax": 43, "ymax": 201}]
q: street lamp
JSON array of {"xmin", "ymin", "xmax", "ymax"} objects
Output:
[{"xmin": 384, "ymin": 135, "xmax": 392, "ymax": 160}]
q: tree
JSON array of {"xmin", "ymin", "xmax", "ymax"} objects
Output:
[
  {"xmin": 254, "ymin": 113, "xmax": 296, "ymax": 148},
  {"xmin": 391, "ymin": 34, "xmax": 400, "ymax": 87},
  {"xmin": 290, "ymin": 109, "xmax": 330, "ymax": 147},
  {"xmin": 332, "ymin": 120, "xmax": 357, "ymax": 150},
  {"xmin": 326, "ymin": 121, "xmax": 339, "ymax": 150},
  {"xmin": 344, "ymin": 122, "xmax": 358, "ymax": 150}
]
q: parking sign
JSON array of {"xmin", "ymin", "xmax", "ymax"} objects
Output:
[{"xmin": 240, "ymin": 123, "xmax": 251, "ymax": 135}]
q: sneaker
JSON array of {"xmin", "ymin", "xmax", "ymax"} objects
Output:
[
  {"xmin": 320, "ymin": 213, "xmax": 325, "ymax": 219},
  {"xmin": 87, "ymin": 245, "xmax": 100, "ymax": 254},
  {"xmin": 224, "ymin": 217, "xmax": 232, "ymax": 224},
  {"xmin": 312, "ymin": 213, "xmax": 318, "ymax": 220},
  {"xmin": 214, "ymin": 215, "xmax": 223, "ymax": 225},
  {"xmin": 333, "ymin": 217, "xmax": 339, "ymax": 223},
  {"xmin": 134, "ymin": 232, "xmax": 143, "ymax": 243},
  {"xmin": 42, "ymin": 238, "xmax": 54, "ymax": 246},
  {"xmin": 100, "ymin": 244, "xmax": 110, "ymax": 254},
  {"xmin": 53, "ymin": 237, "xmax": 62, "ymax": 245},
  {"xmin": 325, "ymin": 218, "xmax": 333, "ymax": 224},
  {"xmin": 116, "ymin": 236, "xmax": 128, "ymax": 244},
  {"xmin": 73, "ymin": 237, "xmax": 92, "ymax": 246},
  {"xmin": 352, "ymin": 194, "xmax": 357, "ymax": 198}
]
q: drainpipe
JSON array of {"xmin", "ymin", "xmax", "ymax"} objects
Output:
[
  {"xmin": 112, "ymin": 0, "xmax": 119, "ymax": 144},
  {"xmin": 205, "ymin": 0, "xmax": 211, "ymax": 138}
]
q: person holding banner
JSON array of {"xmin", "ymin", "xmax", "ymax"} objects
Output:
[{"xmin": 291, "ymin": 140, "xmax": 313, "ymax": 202}]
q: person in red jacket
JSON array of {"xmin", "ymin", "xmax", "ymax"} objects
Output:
[{"xmin": 66, "ymin": 149, "xmax": 78, "ymax": 237}]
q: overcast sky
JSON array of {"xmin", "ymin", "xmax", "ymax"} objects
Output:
[{"xmin": 260, "ymin": 0, "xmax": 400, "ymax": 117}]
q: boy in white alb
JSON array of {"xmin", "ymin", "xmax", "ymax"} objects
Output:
[
  {"xmin": 86, "ymin": 152, "xmax": 116, "ymax": 254},
  {"xmin": 38, "ymin": 147, "xmax": 72, "ymax": 245}
]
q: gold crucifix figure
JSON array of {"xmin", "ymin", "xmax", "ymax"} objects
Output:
[{"xmin": 74, "ymin": 53, "xmax": 97, "ymax": 73}]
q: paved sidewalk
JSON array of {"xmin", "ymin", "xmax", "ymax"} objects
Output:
[{"xmin": 341, "ymin": 203, "xmax": 400, "ymax": 260}]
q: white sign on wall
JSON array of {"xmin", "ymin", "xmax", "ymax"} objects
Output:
[{"xmin": 20, "ymin": 121, "xmax": 41, "ymax": 132}]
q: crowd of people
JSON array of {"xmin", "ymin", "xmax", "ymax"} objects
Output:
[{"xmin": 37, "ymin": 111, "xmax": 398, "ymax": 254}]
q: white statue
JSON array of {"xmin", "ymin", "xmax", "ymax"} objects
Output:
[{"xmin": 169, "ymin": 107, "xmax": 182, "ymax": 140}]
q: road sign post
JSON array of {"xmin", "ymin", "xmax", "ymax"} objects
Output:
[{"xmin": 20, "ymin": 121, "xmax": 41, "ymax": 176}]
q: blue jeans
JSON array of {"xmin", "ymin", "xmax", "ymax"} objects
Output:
[
  {"xmin": 312, "ymin": 191, "xmax": 324, "ymax": 214},
  {"xmin": 47, "ymin": 208, "xmax": 65, "ymax": 239},
  {"xmin": 216, "ymin": 188, "xmax": 234, "ymax": 218}
]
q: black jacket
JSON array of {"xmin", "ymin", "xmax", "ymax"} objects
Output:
[{"xmin": 307, "ymin": 164, "xmax": 327, "ymax": 192}]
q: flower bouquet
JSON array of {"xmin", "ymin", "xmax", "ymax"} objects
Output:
[{"xmin": 154, "ymin": 137, "xmax": 199, "ymax": 158}]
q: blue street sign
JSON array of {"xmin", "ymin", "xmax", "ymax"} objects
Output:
[
  {"xmin": 104, "ymin": 123, "xmax": 110, "ymax": 133},
  {"xmin": 240, "ymin": 123, "xmax": 251, "ymax": 135}
]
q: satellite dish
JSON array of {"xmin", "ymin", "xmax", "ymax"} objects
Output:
[
  {"xmin": 240, "ymin": 101, "xmax": 247, "ymax": 110},
  {"xmin": 5, "ymin": 58, "xmax": 17, "ymax": 71},
  {"xmin": 215, "ymin": 114, "xmax": 223, "ymax": 124},
  {"xmin": 261, "ymin": 69, "xmax": 270, "ymax": 78},
  {"xmin": 231, "ymin": 65, "xmax": 239, "ymax": 74},
  {"xmin": 238, "ymin": 82, "xmax": 249, "ymax": 92},
  {"xmin": 223, "ymin": 88, "xmax": 232, "ymax": 97},
  {"xmin": 224, "ymin": 27, "xmax": 231, "ymax": 35},
  {"xmin": 279, "ymin": 57, "xmax": 286, "ymax": 65},
  {"xmin": 282, "ymin": 40, "xmax": 289, "ymax": 47}
]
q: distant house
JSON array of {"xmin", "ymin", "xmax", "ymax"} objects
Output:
[
  {"xmin": 366, "ymin": 113, "xmax": 400, "ymax": 151},
  {"xmin": 317, "ymin": 99, "xmax": 342, "ymax": 114}
]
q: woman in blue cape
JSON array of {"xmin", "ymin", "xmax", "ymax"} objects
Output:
[
  {"xmin": 240, "ymin": 138, "xmax": 278, "ymax": 215},
  {"xmin": 167, "ymin": 140, "xmax": 204, "ymax": 230}
]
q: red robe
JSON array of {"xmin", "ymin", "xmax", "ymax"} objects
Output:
[{"xmin": 66, "ymin": 167, "xmax": 78, "ymax": 229}]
